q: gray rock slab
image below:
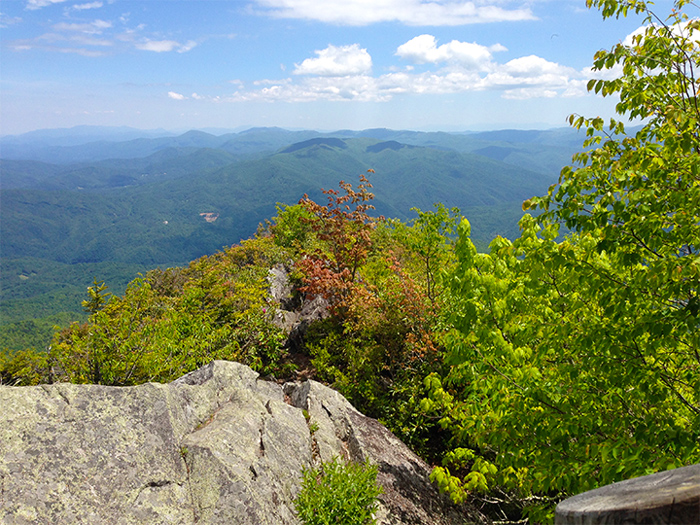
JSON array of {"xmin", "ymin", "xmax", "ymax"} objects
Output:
[{"xmin": 0, "ymin": 360, "xmax": 474, "ymax": 524}]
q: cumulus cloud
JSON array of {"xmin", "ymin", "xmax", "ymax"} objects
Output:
[
  {"xmin": 53, "ymin": 19, "xmax": 112, "ymax": 33},
  {"xmin": 253, "ymin": 0, "xmax": 535, "ymax": 26},
  {"xmin": 26, "ymin": 0, "xmax": 68, "ymax": 9},
  {"xmin": 294, "ymin": 44, "xmax": 372, "ymax": 76},
  {"xmin": 168, "ymin": 91, "xmax": 187, "ymax": 100},
  {"xmin": 501, "ymin": 55, "xmax": 566, "ymax": 77},
  {"xmin": 622, "ymin": 18, "xmax": 699, "ymax": 48},
  {"xmin": 478, "ymin": 55, "xmax": 581, "ymax": 95},
  {"xmin": 622, "ymin": 25, "xmax": 648, "ymax": 47},
  {"xmin": 222, "ymin": 31, "xmax": 593, "ymax": 104},
  {"xmin": 137, "ymin": 39, "xmax": 197, "ymax": 53},
  {"xmin": 396, "ymin": 34, "xmax": 505, "ymax": 69},
  {"xmin": 72, "ymin": 2, "xmax": 103, "ymax": 10}
]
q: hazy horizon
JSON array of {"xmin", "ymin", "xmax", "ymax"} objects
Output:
[
  {"xmin": 1, "ymin": 121, "xmax": 582, "ymax": 141},
  {"xmin": 1, "ymin": 0, "xmax": 679, "ymax": 136}
]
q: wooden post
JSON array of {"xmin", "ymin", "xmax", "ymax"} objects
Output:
[{"xmin": 555, "ymin": 464, "xmax": 699, "ymax": 525}]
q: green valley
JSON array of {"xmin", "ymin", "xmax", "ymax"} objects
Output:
[{"xmin": 1, "ymin": 127, "xmax": 579, "ymax": 352}]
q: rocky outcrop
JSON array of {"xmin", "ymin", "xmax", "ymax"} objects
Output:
[
  {"xmin": 0, "ymin": 361, "xmax": 474, "ymax": 524},
  {"xmin": 268, "ymin": 263, "xmax": 330, "ymax": 355}
]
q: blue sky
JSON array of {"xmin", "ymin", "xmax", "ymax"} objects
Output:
[{"xmin": 0, "ymin": 0, "xmax": 681, "ymax": 135}]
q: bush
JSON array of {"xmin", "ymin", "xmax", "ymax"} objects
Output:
[{"xmin": 294, "ymin": 457, "xmax": 382, "ymax": 525}]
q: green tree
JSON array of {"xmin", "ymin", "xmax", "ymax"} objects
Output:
[
  {"xmin": 400, "ymin": 204, "xmax": 459, "ymax": 305},
  {"xmin": 82, "ymin": 279, "xmax": 111, "ymax": 315},
  {"xmin": 47, "ymin": 236, "xmax": 289, "ymax": 385},
  {"xmin": 426, "ymin": 1, "xmax": 700, "ymax": 521}
]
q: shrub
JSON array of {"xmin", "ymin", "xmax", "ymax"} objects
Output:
[{"xmin": 294, "ymin": 457, "xmax": 382, "ymax": 525}]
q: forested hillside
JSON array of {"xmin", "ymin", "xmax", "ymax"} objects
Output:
[
  {"xmin": 1, "ymin": 127, "xmax": 576, "ymax": 352},
  {"xmin": 1, "ymin": 1, "xmax": 699, "ymax": 523}
]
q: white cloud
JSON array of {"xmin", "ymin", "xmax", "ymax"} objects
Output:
[
  {"xmin": 137, "ymin": 39, "xmax": 196, "ymax": 53},
  {"xmin": 229, "ymin": 74, "xmax": 388, "ymax": 103},
  {"xmin": 38, "ymin": 31, "xmax": 112, "ymax": 46},
  {"xmin": 623, "ymin": 18, "xmax": 699, "ymax": 47},
  {"xmin": 582, "ymin": 20, "xmax": 700, "ymax": 92},
  {"xmin": 178, "ymin": 40, "xmax": 198, "ymax": 53},
  {"xmin": 168, "ymin": 91, "xmax": 187, "ymax": 100},
  {"xmin": 294, "ymin": 44, "xmax": 372, "ymax": 76},
  {"xmin": 622, "ymin": 25, "xmax": 648, "ymax": 47},
  {"xmin": 581, "ymin": 63, "xmax": 623, "ymax": 83},
  {"xmin": 137, "ymin": 40, "xmax": 180, "ymax": 52},
  {"xmin": 253, "ymin": 0, "xmax": 535, "ymax": 26},
  {"xmin": 56, "ymin": 46, "xmax": 106, "ymax": 56},
  {"xmin": 53, "ymin": 19, "xmax": 112, "ymax": 33},
  {"xmin": 381, "ymin": 69, "xmax": 483, "ymax": 95},
  {"xmin": 254, "ymin": 78, "xmax": 291, "ymax": 85},
  {"xmin": 0, "ymin": 13, "xmax": 23, "ymax": 28},
  {"xmin": 226, "ymin": 35, "xmax": 592, "ymax": 103},
  {"xmin": 502, "ymin": 87, "xmax": 558, "ymax": 100},
  {"xmin": 26, "ymin": 0, "xmax": 68, "ymax": 10},
  {"xmin": 501, "ymin": 55, "xmax": 565, "ymax": 77},
  {"xmin": 396, "ymin": 34, "xmax": 505, "ymax": 69},
  {"xmin": 476, "ymin": 55, "xmax": 581, "ymax": 98},
  {"xmin": 10, "ymin": 26, "xmax": 113, "ymax": 54},
  {"xmin": 72, "ymin": 2, "xmax": 103, "ymax": 10},
  {"xmin": 10, "ymin": 12, "xmax": 198, "ymax": 56}
]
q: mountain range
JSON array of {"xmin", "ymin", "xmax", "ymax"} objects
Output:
[{"xmin": 0, "ymin": 125, "xmax": 585, "ymax": 352}]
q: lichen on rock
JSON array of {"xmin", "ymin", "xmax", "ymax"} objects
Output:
[{"xmin": 0, "ymin": 360, "xmax": 474, "ymax": 524}]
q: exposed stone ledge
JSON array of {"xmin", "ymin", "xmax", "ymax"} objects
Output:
[{"xmin": 0, "ymin": 360, "xmax": 475, "ymax": 524}]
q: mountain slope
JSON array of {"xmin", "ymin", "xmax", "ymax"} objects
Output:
[
  {"xmin": 1, "ymin": 137, "xmax": 551, "ymax": 265},
  {"xmin": 1, "ymin": 128, "xmax": 570, "ymax": 351}
]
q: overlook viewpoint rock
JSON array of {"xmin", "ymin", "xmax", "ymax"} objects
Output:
[{"xmin": 0, "ymin": 360, "xmax": 471, "ymax": 524}]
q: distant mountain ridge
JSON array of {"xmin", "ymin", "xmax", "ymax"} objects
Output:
[
  {"xmin": 1, "ymin": 125, "xmax": 583, "ymax": 174},
  {"xmin": 1, "ymin": 125, "xmax": 584, "ymax": 352},
  {"xmin": 0, "ymin": 125, "xmax": 177, "ymax": 147},
  {"xmin": 1, "ymin": 127, "xmax": 581, "ymax": 262}
]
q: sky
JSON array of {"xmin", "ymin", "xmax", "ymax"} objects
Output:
[{"xmin": 0, "ymin": 0, "xmax": 682, "ymax": 136}]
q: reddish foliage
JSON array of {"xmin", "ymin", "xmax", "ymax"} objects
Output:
[{"xmin": 297, "ymin": 171, "xmax": 383, "ymax": 313}]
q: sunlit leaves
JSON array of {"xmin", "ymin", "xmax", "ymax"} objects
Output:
[
  {"xmin": 431, "ymin": 1, "xmax": 700, "ymax": 520},
  {"xmin": 44, "ymin": 236, "xmax": 290, "ymax": 385}
]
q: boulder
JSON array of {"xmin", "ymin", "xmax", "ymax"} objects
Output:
[{"xmin": 0, "ymin": 361, "xmax": 474, "ymax": 524}]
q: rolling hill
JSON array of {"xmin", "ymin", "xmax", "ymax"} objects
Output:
[{"xmin": 0, "ymin": 126, "xmax": 583, "ymax": 352}]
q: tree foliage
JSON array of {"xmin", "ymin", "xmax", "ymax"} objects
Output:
[
  {"xmin": 289, "ymin": 174, "xmax": 457, "ymax": 456},
  {"xmin": 0, "ymin": 237, "xmax": 291, "ymax": 386},
  {"xmin": 296, "ymin": 171, "xmax": 382, "ymax": 313},
  {"xmin": 425, "ymin": 1, "xmax": 700, "ymax": 521},
  {"xmin": 4, "ymin": 4, "xmax": 699, "ymax": 524}
]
